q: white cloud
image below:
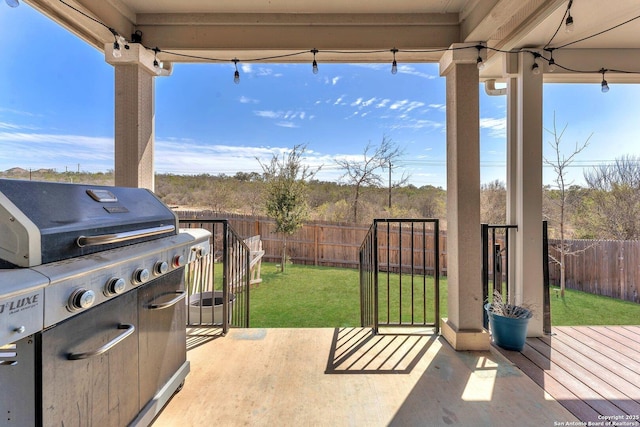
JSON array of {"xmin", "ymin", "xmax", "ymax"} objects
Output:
[
  {"xmin": 0, "ymin": 122, "xmax": 39, "ymax": 130},
  {"xmin": 332, "ymin": 76, "xmax": 341, "ymax": 85},
  {"xmin": 389, "ymin": 100, "xmax": 409, "ymax": 110},
  {"xmin": 254, "ymin": 110, "xmax": 280, "ymax": 119},
  {"xmin": 351, "ymin": 98, "xmax": 363, "ymax": 107},
  {"xmin": 240, "ymin": 63, "xmax": 253, "ymax": 73},
  {"xmin": 334, "ymin": 95, "xmax": 346, "ymax": 105},
  {"xmin": 480, "ymin": 117, "xmax": 507, "ymax": 138},
  {"xmin": 405, "ymin": 101, "xmax": 426, "ymax": 112},
  {"xmin": 396, "ymin": 65, "xmax": 437, "ymax": 80},
  {"xmin": 239, "ymin": 96, "xmax": 259, "ymax": 104},
  {"xmin": 429, "ymin": 103, "xmax": 446, "ymax": 112},
  {"xmin": 276, "ymin": 122, "xmax": 299, "ymax": 128},
  {"xmin": 0, "ymin": 132, "xmax": 114, "ymax": 171},
  {"xmin": 376, "ymin": 99, "xmax": 391, "ymax": 108},
  {"xmin": 253, "ymin": 110, "xmax": 308, "ymax": 125}
]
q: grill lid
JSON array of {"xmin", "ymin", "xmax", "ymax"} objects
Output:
[{"xmin": 0, "ymin": 179, "xmax": 178, "ymax": 267}]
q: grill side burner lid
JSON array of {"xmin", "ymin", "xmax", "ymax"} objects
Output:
[{"xmin": 0, "ymin": 179, "xmax": 178, "ymax": 267}]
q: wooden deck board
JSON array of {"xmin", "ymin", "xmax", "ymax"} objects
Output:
[{"xmin": 498, "ymin": 326, "xmax": 640, "ymax": 424}]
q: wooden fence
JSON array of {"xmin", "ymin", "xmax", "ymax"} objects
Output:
[
  {"xmin": 177, "ymin": 211, "xmax": 449, "ymax": 273},
  {"xmin": 548, "ymin": 239, "xmax": 640, "ymax": 303},
  {"xmin": 177, "ymin": 212, "xmax": 639, "ymax": 303}
]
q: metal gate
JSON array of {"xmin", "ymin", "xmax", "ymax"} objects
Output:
[{"xmin": 359, "ymin": 219, "xmax": 440, "ymax": 334}]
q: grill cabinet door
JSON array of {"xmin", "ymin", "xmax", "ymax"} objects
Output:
[
  {"xmin": 40, "ymin": 291, "xmax": 139, "ymax": 427},
  {"xmin": 137, "ymin": 268, "xmax": 187, "ymax": 408}
]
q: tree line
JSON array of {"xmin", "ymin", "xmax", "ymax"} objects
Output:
[{"xmin": 3, "ymin": 155, "xmax": 640, "ymax": 241}]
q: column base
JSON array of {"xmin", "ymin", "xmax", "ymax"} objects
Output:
[{"xmin": 440, "ymin": 318, "xmax": 491, "ymax": 351}]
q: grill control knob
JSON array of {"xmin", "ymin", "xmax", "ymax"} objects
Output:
[
  {"xmin": 68, "ymin": 289, "xmax": 96, "ymax": 311},
  {"xmin": 154, "ymin": 261, "xmax": 169, "ymax": 275},
  {"xmin": 173, "ymin": 254, "xmax": 185, "ymax": 268},
  {"xmin": 133, "ymin": 268, "xmax": 150, "ymax": 284},
  {"xmin": 104, "ymin": 277, "xmax": 126, "ymax": 296}
]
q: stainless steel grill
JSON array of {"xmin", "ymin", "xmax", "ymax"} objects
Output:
[{"xmin": 0, "ymin": 179, "xmax": 210, "ymax": 426}]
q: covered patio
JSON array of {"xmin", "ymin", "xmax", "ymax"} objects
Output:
[
  {"xmin": 12, "ymin": 0, "xmax": 640, "ymax": 425},
  {"xmin": 154, "ymin": 327, "xmax": 578, "ymax": 426},
  {"xmin": 20, "ymin": 0, "xmax": 640, "ymax": 350}
]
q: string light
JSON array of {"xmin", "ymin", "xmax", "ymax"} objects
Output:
[
  {"xmin": 14, "ymin": 0, "xmax": 640, "ymax": 94},
  {"xmin": 531, "ymin": 53, "xmax": 541, "ymax": 75},
  {"xmin": 311, "ymin": 49, "xmax": 319, "ymax": 74},
  {"xmin": 109, "ymin": 29, "xmax": 129, "ymax": 58},
  {"xmin": 233, "ymin": 58, "xmax": 240, "ymax": 84},
  {"xmin": 547, "ymin": 49, "xmax": 556, "ymax": 72},
  {"xmin": 152, "ymin": 47, "xmax": 161, "ymax": 75},
  {"xmin": 565, "ymin": 0, "xmax": 575, "ymax": 33},
  {"xmin": 476, "ymin": 45, "xmax": 485, "ymax": 70},
  {"xmin": 600, "ymin": 69, "xmax": 609, "ymax": 93},
  {"xmin": 391, "ymin": 48, "xmax": 398, "ymax": 75}
]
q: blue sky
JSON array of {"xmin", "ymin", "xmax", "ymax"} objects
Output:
[{"xmin": 2, "ymin": 4, "xmax": 640, "ymax": 188}]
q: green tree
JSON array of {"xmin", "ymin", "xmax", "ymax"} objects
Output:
[{"xmin": 258, "ymin": 144, "xmax": 321, "ymax": 271}]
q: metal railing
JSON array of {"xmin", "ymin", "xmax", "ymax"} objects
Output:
[
  {"xmin": 481, "ymin": 223, "xmax": 517, "ymax": 329},
  {"xmin": 481, "ymin": 222, "xmax": 551, "ymax": 333},
  {"xmin": 180, "ymin": 219, "xmax": 250, "ymax": 332},
  {"xmin": 359, "ymin": 219, "xmax": 440, "ymax": 334}
]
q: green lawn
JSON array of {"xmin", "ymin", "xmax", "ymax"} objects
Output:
[
  {"xmin": 248, "ymin": 263, "xmax": 640, "ymax": 328},
  {"xmin": 549, "ymin": 285, "xmax": 640, "ymax": 325}
]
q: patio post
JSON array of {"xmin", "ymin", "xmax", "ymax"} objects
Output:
[
  {"xmin": 106, "ymin": 43, "xmax": 159, "ymax": 190},
  {"xmin": 514, "ymin": 51, "xmax": 544, "ymax": 336},
  {"xmin": 438, "ymin": 43, "xmax": 490, "ymax": 350}
]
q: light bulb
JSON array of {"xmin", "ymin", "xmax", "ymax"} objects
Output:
[
  {"xmin": 112, "ymin": 41, "xmax": 122, "ymax": 58},
  {"xmin": 601, "ymin": 79, "xmax": 609, "ymax": 93},
  {"xmin": 476, "ymin": 56, "xmax": 485, "ymax": 70},
  {"xmin": 531, "ymin": 62, "xmax": 540, "ymax": 75},
  {"xmin": 390, "ymin": 48, "xmax": 398, "ymax": 75},
  {"xmin": 548, "ymin": 58, "xmax": 556, "ymax": 72},
  {"xmin": 565, "ymin": 15, "xmax": 574, "ymax": 33},
  {"xmin": 5, "ymin": 0, "xmax": 19, "ymax": 7},
  {"xmin": 234, "ymin": 70, "xmax": 240, "ymax": 84},
  {"xmin": 311, "ymin": 49, "xmax": 319, "ymax": 74}
]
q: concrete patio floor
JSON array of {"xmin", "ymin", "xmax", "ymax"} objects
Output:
[{"xmin": 153, "ymin": 327, "xmax": 576, "ymax": 426}]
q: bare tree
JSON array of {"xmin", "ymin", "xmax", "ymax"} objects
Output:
[
  {"xmin": 583, "ymin": 155, "xmax": 640, "ymax": 240},
  {"xmin": 258, "ymin": 144, "xmax": 321, "ymax": 271},
  {"xmin": 335, "ymin": 136, "xmax": 404, "ymax": 223},
  {"xmin": 480, "ymin": 180, "xmax": 506, "ymax": 224},
  {"xmin": 543, "ymin": 114, "xmax": 592, "ymax": 298}
]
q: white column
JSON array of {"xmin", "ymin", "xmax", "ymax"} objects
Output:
[
  {"xmin": 506, "ymin": 76, "xmax": 518, "ymax": 298},
  {"xmin": 105, "ymin": 43, "xmax": 166, "ymax": 190},
  {"xmin": 515, "ymin": 51, "xmax": 544, "ymax": 336},
  {"xmin": 439, "ymin": 44, "xmax": 490, "ymax": 351},
  {"xmin": 114, "ymin": 64, "xmax": 155, "ymax": 190}
]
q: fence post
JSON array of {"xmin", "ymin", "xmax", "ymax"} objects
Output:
[
  {"xmin": 481, "ymin": 224, "xmax": 489, "ymax": 329},
  {"xmin": 373, "ymin": 220, "xmax": 379, "ymax": 335}
]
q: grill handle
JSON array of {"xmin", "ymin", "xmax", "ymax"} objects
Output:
[
  {"xmin": 67, "ymin": 323, "xmax": 135, "ymax": 360},
  {"xmin": 76, "ymin": 225, "xmax": 175, "ymax": 248},
  {"xmin": 147, "ymin": 290, "xmax": 186, "ymax": 310}
]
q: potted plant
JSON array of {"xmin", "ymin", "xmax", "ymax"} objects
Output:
[{"xmin": 484, "ymin": 291, "xmax": 533, "ymax": 351}]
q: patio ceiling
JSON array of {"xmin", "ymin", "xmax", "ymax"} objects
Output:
[{"xmin": 24, "ymin": 0, "xmax": 640, "ymax": 83}]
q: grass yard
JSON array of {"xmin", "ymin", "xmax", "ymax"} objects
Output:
[
  {"xmin": 248, "ymin": 263, "xmax": 640, "ymax": 328},
  {"xmin": 549, "ymin": 285, "xmax": 640, "ymax": 325}
]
